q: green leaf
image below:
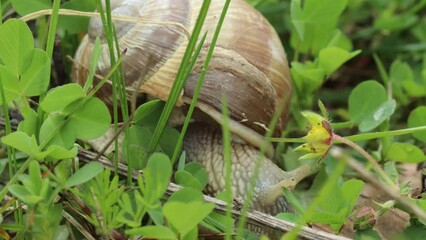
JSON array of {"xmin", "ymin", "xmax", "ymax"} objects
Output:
[
  {"xmin": 158, "ymin": 126, "xmax": 181, "ymax": 159},
  {"xmin": 133, "ymin": 100, "xmax": 165, "ymax": 125},
  {"xmin": 389, "ymin": 59, "xmax": 411, "ymax": 104},
  {"xmin": 64, "ymin": 97, "xmax": 111, "ymax": 140},
  {"xmin": 147, "ymin": 207, "xmax": 164, "ymax": 226},
  {"xmin": 163, "ymin": 201, "xmax": 215, "ymax": 237},
  {"xmin": 58, "ymin": 0, "xmax": 97, "ymax": 34},
  {"xmin": 9, "ymin": 184, "xmax": 43, "ymax": 205},
  {"xmin": 53, "ymin": 225, "xmax": 70, "ymax": 240},
  {"xmin": 20, "ymin": 49, "xmax": 50, "ymax": 97},
  {"xmin": 384, "ymin": 161, "xmax": 398, "ymax": 185},
  {"xmin": 358, "ymin": 99, "xmax": 396, "ymax": 132},
  {"xmin": 10, "ymin": 0, "xmax": 51, "ymax": 16},
  {"xmin": 65, "ymin": 162, "xmax": 104, "ymax": 188},
  {"xmin": 341, "ymin": 179, "xmax": 364, "ymax": 212},
  {"xmin": 396, "ymin": 225, "xmax": 426, "ymax": 240},
  {"xmin": 348, "ymin": 80, "xmax": 389, "ymax": 131},
  {"xmin": 117, "ymin": 191, "xmax": 145, "ymax": 227},
  {"xmin": 0, "ymin": 49, "xmax": 50, "ymax": 100},
  {"xmin": 84, "ymin": 37, "xmax": 102, "ymax": 92},
  {"xmin": 1, "ymin": 131, "xmax": 39, "ymax": 157},
  {"xmin": 276, "ymin": 213, "xmax": 299, "ymax": 223},
  {"xmin": 39, "ymin": 114, "xmax": 75, "ymax": 149},
  {"xmin": 17, "ymin": 107, "xmax": 38, "ymax": 136},
  {"xmin": 174, "ymin": 170, "xmax": 203, "ymax": 190},
  {"xmin": 291, "ymin": 61, "xmax": 325, "ymax": 93},
  {"xmin": 386, "ymin": 142, "xmax": 426, "ymax": 163},
  {"xmin": 374, "ymin": 13, "xmax": 417, "ymax": 32},
  {"xmin": 201, "ymin": 212, "xmax": 234, "ymax": 234},
  {"xmin": 45, "ymin": 144, "xmax": 78, "ymax": 160},
  {"xmin": 0, "ymin": 65, "xmax": 20, "ymax": 104},
  {"xmin": 125, "ymin": 226, "xmax": 176, "ymax": 239},
  {"xmin": 408, "ymin": 106, "xmax": 426, "ymax": 143},
  {"xmin": 142, "ymin": 153, "xmax": 172, "ymax": 205},
  {"xmin": 185, "ymin": 162, "xmax": 208, "ymax": 189},
  {"xmin": 41, "ymin": 84, "xmax": 85, "ymax": 113},
  {"xmin": 318, "ymin": 47, "xmax": 361, "ymax": 76},
  {"xmin": 122, "ymin": 124, "xmax": 179, "ymax": 168},
  {"xmin": 0, "ymin": 19, "xmax": 34, "ymax": 75},
  {"xmin": 168, "ymin": 188, "xmax": 204, "ymax": 203},
  {"xmin": 26, "ymin": 161, "xmax": 43, "ymax": 195},
  {"xmin": 308, "ymin": 211, "xmax": 345, "ymax": 224},
  {"xmin": 122, "ymin": 125, "xmax": 152, "ymax": 169},
  {"xmin": 354, "ymin": 229, "xmax": 381, "ymax": 240},
  {"xmin": 290, "ymin": 0, "xmax": 349, "ymax": 54},
  {"xmin": 327, "ymin": 30, "xmax": 353, "ymax": 51}
]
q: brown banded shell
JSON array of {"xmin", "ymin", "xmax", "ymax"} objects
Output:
[{"xmin": 72, "ymin": 0, "xmax": 292, "ymax": 154}]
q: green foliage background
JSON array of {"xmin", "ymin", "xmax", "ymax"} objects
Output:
[{"xmin": 0, "ymin": 0, "xmax": 426, "ymax": 239}]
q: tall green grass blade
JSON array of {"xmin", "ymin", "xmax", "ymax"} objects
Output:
[
  {"xmin": 146, "ymin": 0, "xmax": 211, "ymax": 159},
  {"xmin": 45, "ymin": 0, "xmax": 60, "ymax": 59},
  {"xmin": 373, "ymin": 54, "xmax": 389, "ymax": 86},
  {"xmin": 36, "ymin": 0, "xmax": 60, "ymax": 142},
  {"xmin": 344, "ymin": 126, "xmax": 426, "ymax": 142},
  {"xmin": 96, "ymin": 0, "xmax": 125, "ymax": 175},
  {"xmin": 111, "ymin": 23, "xmax": 131, "ymax": 182},
  {"xmin": 83, "ymin": 37, "xmax": 102, "ymax": 92},
  {"xmin": 0, "ymin": 11, "xmax": 15, "ymax": 222},
  {"xmin": 171, "ymin": 0, "xmax": 231, "ymax": 165},
  {"xmin": 220, "ymin": 95, "xmax": 233, "ymax": 240},
  {"xmin": 171, "ymin": 32, "xmax": 207, "ymax": 164}
]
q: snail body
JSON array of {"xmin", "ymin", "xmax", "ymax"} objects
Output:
[{"xmin": 73, "ymin": 0, "xmax": 314, "ymax": 216}]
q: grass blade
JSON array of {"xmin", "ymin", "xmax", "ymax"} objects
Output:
[
  {"xmin": 45, "ymin": 0, "xmax": 60, "ymax": 59},
  {"xmin": 170, "ymin": 32, "xmax": 207, "ymax": 164},
  {"xmin": 220, "ymin": 95, "xmax": 233, "ymax": 240},
  {"xmin": 146, "ymin": 0, "xmax": 211, "ymax": 159}
]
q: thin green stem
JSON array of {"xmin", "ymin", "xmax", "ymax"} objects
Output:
[
  {"xmin": 220, "ymin": 95, "xmax": 233, "ymax": 240},
  {"xmin": 333, "ymin": 135, "xmax": 398, "ymax": 191},
  {"xmin": 267, "ymin": 137, "xmax": 305, "ymax": 143},
  {"xmin": 0, "ymin": 57, "xmax": 17, "ymax": 224},
  {"xmin": 171, "ymin": 0, "xmax": 230, "ymax": 165},
  {"xmin": 345, "ymin": 126, "xmax": 426, "ymax": 142},
  {"xmin": 146, "ymin": 0, "xmax": 211, "ymax": 159},
  {"xmin": 170, "ymin": 32, "xmax": 207, "ymax": 164},
  {"xmin": 0, "ymin": 156, "xmax": 34, "ymax": 202},
  {"xmin": 268, "ymin": 126, "xmax": 426, "ymax": 144},
  {"xmin": 96, "ymin": 0, "xmax": 122, "ymax": 176},
  {"xmin": 331, "ymin": 120, "xmax": 354, "ymax": 130},
  {"xmin": 35, "ymin": 0, "xmax": 60, "ymax": 142},
  {"xmin": 45, "ymin": 0, "xmax": 60, "ymax": 59}
]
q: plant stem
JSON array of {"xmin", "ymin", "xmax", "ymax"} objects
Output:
[
  {"xmin": 333, "ymin": 135, "xmax": 399, "ymax": 191},
  {"xmin": 220, "ymin": 95, "xmax": 234, "ymax": 240},
  {"xmin": 345, "ymin": 126, "xmax": 426, "ymax": 142},
  {"xmin": 268, "ymin": 126, "xmax": 426, "ymax": 143},
  {"xmin": 331, "ymin": 120, "xmax": 354, "ymax": 130},
  {"xmin": 45, "ymin": 0, "xmax": 60, "ymax": 59},
  {"xmin": 146, "ymin": 0, "xmax": 211, "ymax": 159},
  {"xmin": 334, "ymin": 148, "xmax": 426, "ymax": 221}
]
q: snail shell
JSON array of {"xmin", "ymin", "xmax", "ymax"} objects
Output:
[{"xmin": 72, "ymin": 0, "xmax": 292, "ymax": 156}]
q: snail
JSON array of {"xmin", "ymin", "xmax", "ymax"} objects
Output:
[{"xmin": 72, "ymin": 0, "xmax": 317, "ymax": 216}]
